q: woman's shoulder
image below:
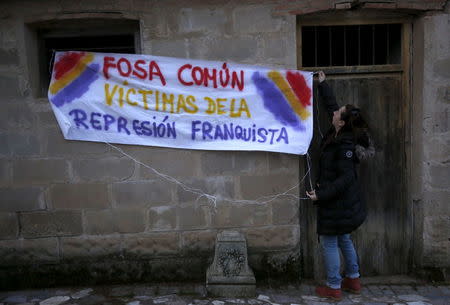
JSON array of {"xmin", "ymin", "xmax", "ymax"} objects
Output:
[{"xmin": 336, "ymin": 132, "xmax": 355, "ymax": 147}]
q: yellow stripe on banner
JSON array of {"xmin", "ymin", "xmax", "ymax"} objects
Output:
[
  {"xmin": 268, "ymin": 71, "xmax": 310, "ymax": 120},
  {"xmin": 49, "ymin": 53, "xmax": 94, "ymax": 95}
]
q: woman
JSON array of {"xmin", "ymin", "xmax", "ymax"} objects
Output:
[{"xmin": 306, "ymin": 71, "xmax": 371, "ymax": 301}]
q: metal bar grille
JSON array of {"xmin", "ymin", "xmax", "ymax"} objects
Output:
[{"xmin": 301, "ymin": 24, "xmax": 402, "ymax": 68}]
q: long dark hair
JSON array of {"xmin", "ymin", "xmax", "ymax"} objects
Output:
[{"xmin": 339, "ymin": 104, "xmax": 370, "ymax": 147}]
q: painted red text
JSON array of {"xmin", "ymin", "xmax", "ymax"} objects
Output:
[
  {"xmin": 103, "ymin": 57, "xmax": 166, "ymax": 86},
  {"xmin": 177, "ymin": 62, "xmax": 245, "ymax": 91}
]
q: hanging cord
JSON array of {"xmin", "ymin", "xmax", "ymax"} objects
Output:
[
  {"xmin": 313, "ymin": 80, "xmax": 324, "ymax": 139},
  {"xmin": 49, "ymin": 49, "xmax": 56, "ymax": 76},
  {"xmin": 106, "ymin": 142, "xmax": 312, "ymax": 208},
  {"xmin": 306, "ymin": 152, "xmax": 314, "ymax": 191}
]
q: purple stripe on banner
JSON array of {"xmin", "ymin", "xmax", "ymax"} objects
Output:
[
  {"xmin": 252, "ymin": 72, "xmax": 304, "ymax": 131},
  {"xmin": 51, "ymin": 63, "xmax": 100, "ymax": 108}
]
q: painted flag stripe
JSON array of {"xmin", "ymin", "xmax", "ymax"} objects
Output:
[
  {"xmin": 50, "ymin": 53, "xmax": 94, "ymax": 95},
  {"xmin": 54, "ymin": 52, "xmax": 85, "ymax": 80},
  {"xmin": 252, "ymin": 72, "xmax": 304, "ymax": 131},
  {"xmin": 268, "ymin": 71, "xmax": 310, "ymax": 121},
  {"xmin": 51, "ymin": 64, "xmax": 100, "ymax": 107},
  {"xmin": 286, "ymin": 71, "xmax": 312, "ymax": 107}
]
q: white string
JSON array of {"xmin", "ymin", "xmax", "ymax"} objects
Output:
[
  {"xmin": 49, "ymin": 50, "xmax": 56, "ymax": 76},
  {"xmin": 50, "ymin": 52, "xmax": 316, "ymax": 204},
  {"xmin": 314, "ymin": 81, "xmax": 324, "ymax": 139},
  {"xmin": 106, "ymin": 142, "xmax": 312, "ymax": 207},
  {"xmin": 306, "ymin": 152, "xmax": 314, "ymax": 191}
]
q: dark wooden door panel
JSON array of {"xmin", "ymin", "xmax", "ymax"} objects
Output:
[{"xmin": 302, "ymin": 74, "xmax": 410, "ymax": 278}]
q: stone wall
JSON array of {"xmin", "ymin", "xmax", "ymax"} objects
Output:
[
  {"xmin": 1, "ymin": 0, "xmax": 449, "ymax": 289},
  {"xmin": 412, "ymin": 3, "xmax": 450, "ymax": 281},
  {"xmin": 0, "ymin": 0, "xmax": 301, "ymax": 289},
  {"xmin": 274, "ymin": 0, "xmax": 448, "ymax": 16}
]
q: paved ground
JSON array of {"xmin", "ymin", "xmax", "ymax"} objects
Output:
[{"xmin": 0, "ymin": 278, "xmax": 449, "ymax": 305}]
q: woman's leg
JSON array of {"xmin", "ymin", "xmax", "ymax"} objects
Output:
[
  {"xmin": 320, "ymin": 235, "xmax": 342, "ymax": 289},
  {"xmin": 337, "ymin": 234, "xmax": 360, "ymax": 279}
]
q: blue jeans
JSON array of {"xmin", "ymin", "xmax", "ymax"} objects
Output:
[{"xmin": 320, "ymin": 234, "xmax": 360, "ymax": 289}]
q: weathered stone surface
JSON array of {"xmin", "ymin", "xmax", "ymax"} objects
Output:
[
  {"xmin": 72, "ymin": 157, "xmax": 134, "ymax": 182},
  {"xmin": 429, "ymin": 164, "xmax": 450, "ymax": 188},
  {"xmin": 239, "ymin": 174, "xmax": 297, "ymax": 199},
  {"xmin": 268, "ymin": 152, "xmax": 299, "ymax": 173},
  {"xmin": 71, "ymin": 288, "xmax": 93, "ymax": 299},
  {"xmin": 0, "ymin": 103, "xmax": 34, "ymax": 130},
  {"xmin": 177, "ymin": 176, "xmax": 234, "ymax": 203},
  {"xmin": 0, "ymin": 212, "xmax": 18, "ymax": 239},
  {"xmin": 0, "ymin": 75, "xmax": 23, "ymax": 99},
  {"xmin": 0, "ymin": 133, "xmax": 40, "ymax": 156},
  {"xmin": 434, "ymin": 57, "xmax": 450, "ymax": 78},
  {"xmin": 38, "ymin": 111, "xmax": 58, "ymax": 126},
  {"xmin": 2, "ymin": 295, "xmax": 27, "ymax": 303},
  {"xmin": 40, "ymin": 296, "xmax": 70, "ymax": 305},
  {"xmin": 425, "ymin": 137, "xmax": 450, "ymax": 162},
  {"xmin": 233, "ymin": 5, "xmax": 282, "ymax": 34},
  {"xmin": 112, "ymin": 180, "xmax": 173, "ymax": 207},
  {"xmin": 85, "ymin": 209, "xmax": 115, "ymax": 235},
  {"xmin": 0, "ymin": 48, "xmax": 19, "ymax": 65},
  {"xmin": 148, "ymin": 206, "xmax": 177, "ymax": 231},
  {"xmin": 179, "ymin": 8, "xmax": 227, "ymax": 33},
  {"xmin": 150, "ymin": 39, "xmax": 187, "ymax": 58},
  {"xmin": 178, "ymin": 204, "xmax": 208, "ymax": 229},
  {"xmin": 424, "ymin": 216, "xmax": 450, "ymax": 242},
  {"xmin": 263, "ymin": 35, "xmax": 288, "ymax": 60},
  {"xmin": 211, "ymin": 203, "xmax": 270, "ymax": 228},
  {"xmin": 271, "ymin": 199, "xmax": 299, "ymax": 225},
  {"xmin": 244, "ymin": 226, "xmax": 299, "ymax": 250},
  {"xmin": 434, "ymin": 109, "xmax": 449, "ymax": 133},
  {"xmin": 206, "ymin": 231, "xmax": 255, "ymax": 297},
  {"xmin": 141, "ymin": 7, "xmax": 169, "ymax": 39},
  {"xmin": 61, "ymin": 235, "xmax": 122, "ymax": 259},
  {"xmin": 122, "ymin": 232, "xmax": 179, "ymax": 258},
  {"xmin": 138, "ymin": 150, "xmax": 200, "ymax": 178},
  {"xmin": 423, "ymin": 240, "xmax": 450, "ymax": 266},
  {"xmin": 0, "ymin": 238, "xmax": 59, "ymax": 265},
  {"xmin": 45, "ymin": 129, "xmax": 108, "ymax": 156},
  {"xmin": 204, "ymin": 37, "xmax": 258, "ymax": 62},
  {"xmin": 424, "ymin": 191, "xmax": 450, "ymax": 216},
  {"xmin": 20, "ymin": 210, "xmax": 82, "ymax": 238},
  {"xmin": 437, "ymin": 86, "xmax": 450, "ymax": 104},
  {"xmin": 50, "ymin": 183, "xmax": 109, "ymax": 209},
  {"xmin": 13, "ymin": 159, "xmax": 69, "ymax": 184},
  {"xmin": 86, "ymin": 208, "xmax": 146, "ymax": 234},
  {"xmin": 0, "ymin": 186, "xmax": 45, "ymax": 212},
  {"xmin": 201, "ymin": 151, "xmax": 234, "ymax": 175},
  {"xmin": 0, "ymin": 160, "xmax": 10, "ymax": 183},
  {"xmin": 181, "ymin": 230, "xmax": 216, "ymax": 253},
  {"xmin": 233, "ymin": 152, "xmax": 268, "ymax": 175},
  {"xmin": 0, "ymin": 134, "xmax": 7, "ymax": 156}
]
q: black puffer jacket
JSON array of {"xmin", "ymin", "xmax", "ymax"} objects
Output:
[{"xmin": 315, "ymin": 81, "xmax": 367, "ymax": 235}]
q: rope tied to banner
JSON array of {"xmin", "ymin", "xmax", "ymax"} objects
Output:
[
  {"xmin": 49, "ymin": 49, "xmax": 318, "ymax": 208},
  {"xmin": 106, "ymin": 142, "xmax": 313, "ymax": 208}
]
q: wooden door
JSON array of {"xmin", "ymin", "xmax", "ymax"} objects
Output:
[{"xmin": 298, "ymin": 21, "xmax": 412, "ymax": 279}]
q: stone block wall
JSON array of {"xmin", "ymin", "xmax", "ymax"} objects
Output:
[
  {"xmin": 412, "ymin": 3, "xmax": 450, "ymax": 280},
  {"xmin": 0, "ymin": 0, "xmax": 300, "ymax": 289},
  {"xmin": 2, "ymin": 0, "xmax": 448, "ymax": 288}
]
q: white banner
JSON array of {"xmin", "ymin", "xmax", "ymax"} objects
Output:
[{"xmin": 48, "ymin": 52, "xmax": 313, "ymax": 155}]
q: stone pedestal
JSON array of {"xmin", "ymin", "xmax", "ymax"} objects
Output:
[{"xmin": 206, "ymin": 230, "xmax": 256, "ymax": 297}]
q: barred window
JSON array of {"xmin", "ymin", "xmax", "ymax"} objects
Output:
[
  {"xmin": 301, "ymin": 24, "xmax": 401, "ymax": 67},
  {"xmin": 27, "ymin": 19, "xmax": 140, "ymax": 97}
]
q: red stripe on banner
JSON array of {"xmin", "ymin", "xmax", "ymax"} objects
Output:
[
  {"xmin": 54, "ymin": 52, "xmax": 85, "ymax": 80},
  {"xmin": 286, "ymin": 71, "xmax": 311, "ymax": 107}
]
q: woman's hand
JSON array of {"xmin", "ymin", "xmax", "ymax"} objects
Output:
[
  {"xmin": 306, "ymin": 190, "xmax": 318, "ymax": 201},
  {"xmin": 318, "ymin": 71, "xmax": 326, "ymax": 83}
]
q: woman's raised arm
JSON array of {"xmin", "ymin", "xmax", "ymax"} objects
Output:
[{"xmin": 317, "ymin": 71, "xmax": 339, "ymax": 117}]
